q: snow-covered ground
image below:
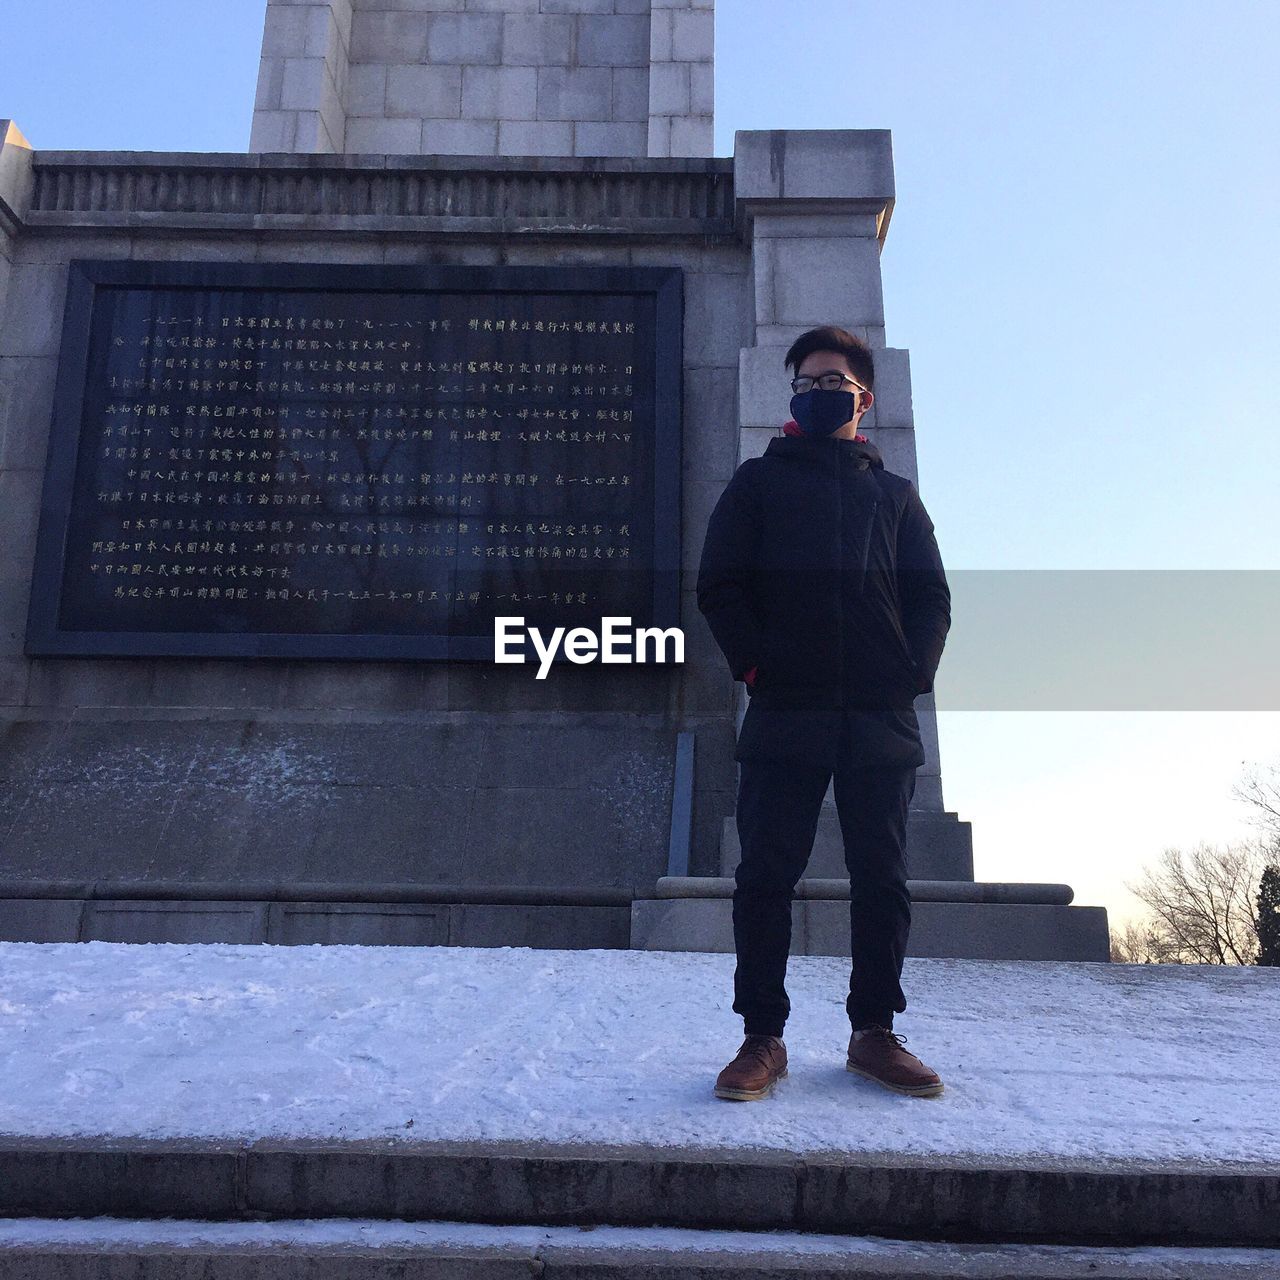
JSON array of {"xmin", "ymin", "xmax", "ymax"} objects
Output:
[{"xmin": 0, "ymin": 941, "xmax": 1275, "ymax": 1165}]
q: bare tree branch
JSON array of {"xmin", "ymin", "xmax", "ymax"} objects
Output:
[
  {"xmin": 1231, "ymin": 761, "xmax": 1280, "ymax": 838},
  {"xmin": 1110, "ymin": 918, "xmax": 1170, "ymax": 963}
]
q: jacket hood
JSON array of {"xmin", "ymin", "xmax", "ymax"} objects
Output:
[{"xmin": 770, "ymin": 420, "xmax": 884, "ymax": 469}]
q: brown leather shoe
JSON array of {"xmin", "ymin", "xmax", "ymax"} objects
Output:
[
  {"xmin": 846, "ymin": 1025, "xmax": 943, "ymax": 1097},
  {"xmin": 714, "ymin": 1034, "xmax": 788, "ymax": 1101}
]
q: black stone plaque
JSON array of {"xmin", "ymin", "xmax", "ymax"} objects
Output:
[{"xmin": 26, "ymin": 260, "xmax": 682, "ymax": 659}]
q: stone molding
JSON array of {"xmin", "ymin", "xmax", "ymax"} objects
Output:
[{"xmin": 21, "ymin": 151, "xmax": 736, "ymax": 237}]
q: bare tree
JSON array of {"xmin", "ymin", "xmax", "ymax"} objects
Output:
[
  {"xmin": 1232, "ymin": 761, "xmax": 1280, "ymax": 839},
  {"xmin": 1122, "ymin": 839, "xmax": 1270, "ymax": 965}
]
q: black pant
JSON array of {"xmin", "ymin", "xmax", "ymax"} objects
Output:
[{"xmin": 731, "ymin": 727, "xmax": 917, "ymax": 1039}]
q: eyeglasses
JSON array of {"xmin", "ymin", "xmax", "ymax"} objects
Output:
[{"xmin": 790, "ymin": 372, "xmax": 868, "ymax": 395}]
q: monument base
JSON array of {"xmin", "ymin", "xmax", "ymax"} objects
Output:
[
  {"xmin": 630, "ymin": 877, "xmax": 1111, "ymax": 961},
  {"xmin": 0, "ymin": 712, "xmax": 671, "ymax": 949},
  {"xmin": 689, "ymin": 788, "xmax": 1109, "ymax": 960},
  {"xmin": 719, "ymin": 809, "xmax": 977, "ymax": 880},
  {"xmin": 0, "ymin": 893, "xmax": 633, "ymax": 949}
]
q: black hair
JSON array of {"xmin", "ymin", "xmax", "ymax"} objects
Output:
[{"xmin": 783, "ymin": 325, "xmax": 874, "ymax": 392}]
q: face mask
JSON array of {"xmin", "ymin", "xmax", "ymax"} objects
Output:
[{"xmin": 790, "ymin": 387, "xmax": 857, "ymax": 437}]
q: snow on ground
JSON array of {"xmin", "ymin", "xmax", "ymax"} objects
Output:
[
  {"xmin": 0, "ymin": 941, "xmax": 1275, "ymax": 1164},
  {"xmin": 0, "ymin": 1217, "xmax": 1277, "ymax": 1272}
]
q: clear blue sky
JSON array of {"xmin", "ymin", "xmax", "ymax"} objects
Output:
[{"xmin": 5, "ymin": 0, "xmax": 1279, "ymax": 929}]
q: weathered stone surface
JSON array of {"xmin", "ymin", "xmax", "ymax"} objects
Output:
[
  {"xmin": 386, "ymin": 63, "xmax": 462, "ymax": 118},
  {"xmin": 735, "ymin": 128, "xmax": 895, "ymax": 205},
  {"xmin": 574, "ymin": 121, "xmax": 647, "ymax": 158}
]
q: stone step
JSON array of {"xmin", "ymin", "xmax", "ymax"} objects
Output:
[
  {"xmin": 0, "ymin": 1137, "xmax": 1275, "ymax": 1250},
  {"xmin": 2, "ymin": 1219, "xmax": 1278, "ymax": 1279}
]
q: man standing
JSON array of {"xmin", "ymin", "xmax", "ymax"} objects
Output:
[{"xmin": 696, "ymin": 325, "xmax": 951, "ymax": 1102}]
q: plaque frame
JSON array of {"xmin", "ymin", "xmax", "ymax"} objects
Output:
[{"xmin": 25, "ymin": 258, "xmax": 683, "ymax": 662}]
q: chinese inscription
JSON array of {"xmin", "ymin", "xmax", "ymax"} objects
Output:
[{"xmin": 28, "ymin": 262, "xmax": 681, "ymax": 659}]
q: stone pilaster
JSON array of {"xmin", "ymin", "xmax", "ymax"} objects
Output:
[
  {"xmin": 0, "ymin": 120, "xmax": 34, "ymax": 707},
  {"xmin": 732, "ymin": 128, "xmax": 948, "ymax": 815}
]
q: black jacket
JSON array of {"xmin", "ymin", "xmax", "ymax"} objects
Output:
[{"xmin": 696, "ymin": 432, "xmax": 951, "ymax": 767}]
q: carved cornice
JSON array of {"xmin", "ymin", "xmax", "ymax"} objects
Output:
[{"xmin": 23, "ymin": 152, "xmax": 738, "ymax": 239}]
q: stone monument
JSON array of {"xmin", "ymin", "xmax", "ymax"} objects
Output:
[{"xmin": 0, "ymin": 0, "xmax": 1108, "ymax": 959}]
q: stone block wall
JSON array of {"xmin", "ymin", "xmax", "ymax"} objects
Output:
[{"xmin": 250, "ymin": 0, "xmax": 714, "ymax": 159}]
